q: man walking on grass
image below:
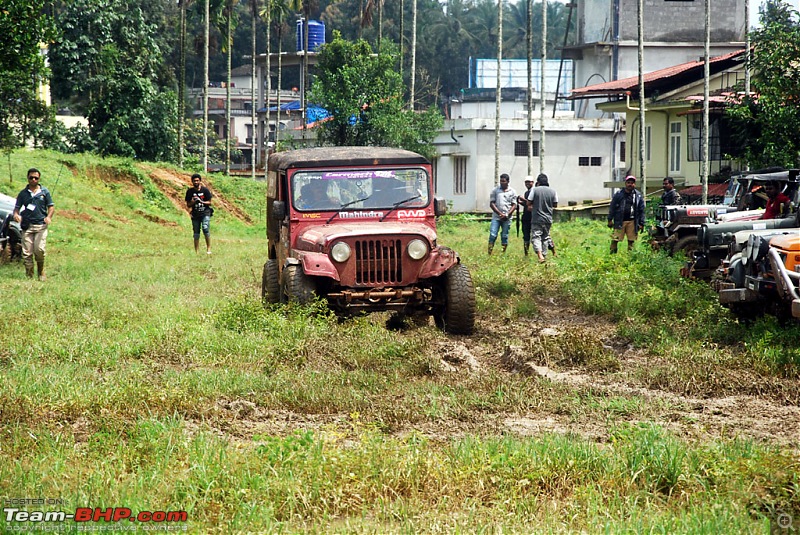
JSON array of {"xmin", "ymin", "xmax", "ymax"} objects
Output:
[
  {"xmin": 13, "ymin": 168, "xmax": 54, "ymax": 280},
  {"xmin": 185, "ymin": 173, "xmax": 214, "ymax": 254},
  {"xmin": 526, "ymin": 173, "xmax": 558, "ymax": 263}
]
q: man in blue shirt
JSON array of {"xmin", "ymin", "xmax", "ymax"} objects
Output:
[{"xmin": 13, "ymin": 168, "xmax": 55, "ymax": 280}]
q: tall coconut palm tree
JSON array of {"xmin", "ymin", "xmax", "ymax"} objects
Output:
[
  {"xmin": 494, "ymin": 0, "xmax": 502, "ymax": 185},
  {"xmin": 410, "ymin": 0, "xmax": 417, "ymax": 110},
  {"xmin": 223, "ymin": 0, "xmax": 240, "ymax": 176},
  {"xmin": 204, "ymin": 0, "xmax": 210, "ymax": 172},
  {"xmin": 178, "ymin": 0, "xmax": 192, "ymax": 167},
  {"xmin": 250, "ymin": 0, "xmax": 259, "ymax": 179}
]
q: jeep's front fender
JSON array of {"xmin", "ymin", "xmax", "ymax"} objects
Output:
[
  {"xmin": 292, "ymin": 251, "xmax": 341, "ymax": 281},
  {"xmin": 418, "ymin": 246, "xmax": 459, "ymax": 279}
]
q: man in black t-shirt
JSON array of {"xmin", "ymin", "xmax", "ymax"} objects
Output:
[
  {"xmin": 185, "ymin": 173, "xmax": 214, "ymax": 254},
  {"xmin": 13, "ymin": 168, "xmax": 54, "ymax": 280}
]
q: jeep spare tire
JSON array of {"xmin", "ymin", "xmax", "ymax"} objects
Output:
[{"xmin": 434, "ymin": 263, "xmax": 476, "ymax": 335}]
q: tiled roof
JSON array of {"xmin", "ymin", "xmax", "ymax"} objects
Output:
[
  {"xmin": 679, "ymin": 183, "xmax": 730, "ymax": 197},
  {"xmin": 569, "ymin": 50, "xmax": 745, "ymax": 99}
]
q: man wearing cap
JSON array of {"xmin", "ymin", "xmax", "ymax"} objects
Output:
[
  {"xmin": 526, "ymin": 173, "xmax": 558, "ymax": 263},
  {"xmin": 607, "ymin": 175, "xmax": 645, "ymax": 254},
  {"xmin": 517, "ymin": 176, "xmax": 535, "ymax": 256}
]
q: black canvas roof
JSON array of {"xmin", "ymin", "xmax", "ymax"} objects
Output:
[{"xmin": 268, "ymin": 146, "xmax": 429, "ymax": 172}]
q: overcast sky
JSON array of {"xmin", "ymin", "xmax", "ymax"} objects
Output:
[{"xmin": 749, "ymin": 0, "xmax": 800, "ymax": 27}]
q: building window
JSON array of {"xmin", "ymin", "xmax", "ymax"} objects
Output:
[
  {"xmin": 619, "ymin": 141, "xmax": 626, "ymax": 162},
  {"xmin": 578, "ymin": 156, "xmax": 590, "ymax": 166},
  {"xmin": 453, "ymin": 156, "xmax": 467, "ymax": 195},
  {"xmin": 646, "ymin": 125, "xmax": 652, "ymax": 161},
  {"xmin": 669, "ymin": 121, "xmax": 682, "ymax": 174},
  {"xmin": 591, "ymin": 157, "xmax": 602, "ymax": 166},
  {"xmin": 514, "ymin": 140, "xmax": 540, "ymax": 157}
]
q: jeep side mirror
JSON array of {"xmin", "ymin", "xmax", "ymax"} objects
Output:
[
  {"xmin": 272, "ymin": 200, "xmax": 286, "ymax": 221},
  {"xmin": 434, "ymin": 197, "xmax": 448, "ymax": 216}
]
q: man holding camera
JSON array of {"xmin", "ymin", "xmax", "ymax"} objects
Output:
[{"xmin": 185, "ymin": 173, "xmax": 214, "ymax": 254}]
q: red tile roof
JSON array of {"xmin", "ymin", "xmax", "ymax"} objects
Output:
[
  {"xmin": 570, "ymin": 50, "xmax": 745, "ymax": 98},
  {"xmin": 678, "ymin": 183, "xmax": 730, "ymax": 197}
]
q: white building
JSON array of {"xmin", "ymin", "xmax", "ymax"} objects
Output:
[{"xmin": 434, "ymin": 89, "xmax": 619, "ymax": 212}]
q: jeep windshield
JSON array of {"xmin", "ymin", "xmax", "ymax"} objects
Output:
[{"xmin": 291, "ymin": 168, "xmax": 430, "ymax": 213}]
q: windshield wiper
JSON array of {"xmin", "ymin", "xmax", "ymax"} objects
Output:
[
  {"xmin": 380, "ymin": 193, "xmax": 422, "ymax": 222},
  {"xmin": 326, "ymin": 196, "xmax": 372, "ymax": 224}
]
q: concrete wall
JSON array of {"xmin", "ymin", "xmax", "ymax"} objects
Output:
[
  {"xmin": 434, "ymin": 117, "xmax": 619, "ymax": 212},
  {"xmin": 578, "ymin": 0, "xmax": 745, "ymax": 44}
]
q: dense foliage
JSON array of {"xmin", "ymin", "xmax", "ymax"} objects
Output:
[
  {"xmin": 0, "ymin": 0, "xmax": 55, "ymax": 151},
  {"xmin": 310, "ymin": 34, "xmax": 442, "ymax": 158},
  {"xmin": 726, "ymin": 0, "xmax": 800, "ymax": 168}
]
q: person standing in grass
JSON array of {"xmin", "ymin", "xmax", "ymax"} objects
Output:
[
  {"xmin": 661, "ymin": 177, "xmax": 682, "ymax": 206},
  {"xmin": 488, "ymin": 173, "xmax": 517, "ymax": 254},
  {"xmin": 517, "ymin": 176, "xmax": 534, "ymax": 256},
  {"xmin": 608, "ymin": 175, "xmax": 645, "ymax": 254},
  {"xmin": 185, "ymin": 173, "xmax": 213, "ymax": 254},
  {"xmin": 13, "ymin": 168, "xmax": 54, "ymax": 280},
  {"xmin": 526, "ymin": 173, "xmax": 558, "ymax": 263}
]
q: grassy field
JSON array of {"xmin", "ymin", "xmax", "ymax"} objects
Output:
[{"xmin": 1, "ymin": 149, "xmax": 798, "ymax": 533}]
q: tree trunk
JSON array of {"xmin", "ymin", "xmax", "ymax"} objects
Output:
[
  {"xmin": 409, "ymin": 0, "xmax": 417, "ymax": 110},
  {"xmin": 179, "ymin": 0, "xmax": 186, "ymax": 168},
  {"xmin": 203, "ymin": 0, "xmax": 210, "ymax": 173},
  {"xmin": 526, "ymin": 0, "xmax": 532, "ymax": 177},
  {"xmin": 265, "ymin": 0, "xmax": 271, "ymax": 171},
  {"xmin": 226, "ymin": 2, "xmax": 232, "ymax": 176},
  {"xmin": 494, "ymin": 0, "xmax": 502, "ymax": 185},
  {"xmin": 539, "ymin": 0, "xmax": 546, "ymax": 175},
  {"xmin": 251, "ymin": 0, "xmax": 257, "ymax": 179}
]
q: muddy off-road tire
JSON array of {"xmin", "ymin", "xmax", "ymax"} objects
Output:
[
  {"xmin": 262, "ymin": 259, "xmax": 281, "ymax": 304},
  {"xmin": 673, "ymin": 236, "xmax": 700, "ymax": 258},
  {"xmin": 282, "ymin": 264, "xmax": 316, "ymax": 304},
  {"xmin": 434, "ymin": 263, "xmax": 476, "ymax": 335}
]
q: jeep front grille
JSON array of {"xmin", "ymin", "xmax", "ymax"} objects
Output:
[{"xmin": 355, "ymin": 239, "xmax": 402, "ymax": 285}]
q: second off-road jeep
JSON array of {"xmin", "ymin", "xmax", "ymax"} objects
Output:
[{"xmin": 262, "ymin": 146, "xmax": 476, "ymax": 334}]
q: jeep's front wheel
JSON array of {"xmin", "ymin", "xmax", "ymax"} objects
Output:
[
  {"xmin": 282, "ymin": 264, "xmax": 316, "ymax": 304},
  {"xmin": 262, "ymin": 259, "xmax": 281, "ymax": 304},
  {"xmin": 433, "ymin": 263, "xmax": 476, "ymax": 335},
  {"xmin": 673, "ymin": 236, "xmax": 700, "ymax": 258}
]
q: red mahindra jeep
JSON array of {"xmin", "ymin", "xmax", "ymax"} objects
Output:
[{"xmin": 262, "ymin": 146, "xmax": 476, "ymax": 334}]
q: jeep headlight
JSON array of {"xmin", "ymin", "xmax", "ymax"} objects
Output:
[
  {"xmin": 407, "ymin": 239, "xmax": 428, "ymax": 260},
  {"xmin": 331, "ymin": 242, "xmax": 351, "ymax": 262}
]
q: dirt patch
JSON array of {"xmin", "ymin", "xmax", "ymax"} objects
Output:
[
  {"xmin": 139, "ymin": 165, "xmax": 253, "ymax": 224},
  {"xmin": 84, "ymin": 165, "xmax": 143, "ymax": 196},
  {"xmin": 58, "ymin": 210, "xmax": 92, "ymax": 222},
  {"xmin": 91, "ymin": 206, "xmax": 129, "ymax": 223},
  {"xmin": 180, "ymin": 295, "xmax": 799, "ymax": 451},
  {"xmin": 135, "ymin": 210, "xmax": 178, "ymax": 227}
]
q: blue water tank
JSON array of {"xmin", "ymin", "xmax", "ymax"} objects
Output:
[{"xmin": 296, "ymin": 20, "xmax": 325, "ymax": 52}]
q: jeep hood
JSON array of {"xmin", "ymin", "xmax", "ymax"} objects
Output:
[{"xmin": 296, "ymin": 221, "xmax": 438, "ymax": 250}]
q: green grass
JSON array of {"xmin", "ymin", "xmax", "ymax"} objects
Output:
[{"xmin": 1, "ymin": 149, "xmax": 798, "ymax": 532}]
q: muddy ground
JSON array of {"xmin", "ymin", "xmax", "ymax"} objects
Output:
[{"xmin": 203, "ymin": 296, "xmax": 800, "ymax": 452}]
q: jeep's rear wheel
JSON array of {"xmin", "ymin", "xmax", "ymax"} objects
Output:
[
  {"xmin": 282, "ymin": 264, "xmax": 316, "ymax": 304},
  {"xmin": 262, "ymin": 259, "xmax": 281, "ymax": 304},
  {"xmin": 433, "ymin": 263, "xmax": 476, "ymax": 335},
  {"xmin": 673, "ymin": 236, "xmax": 700, "ymax": 258}
]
